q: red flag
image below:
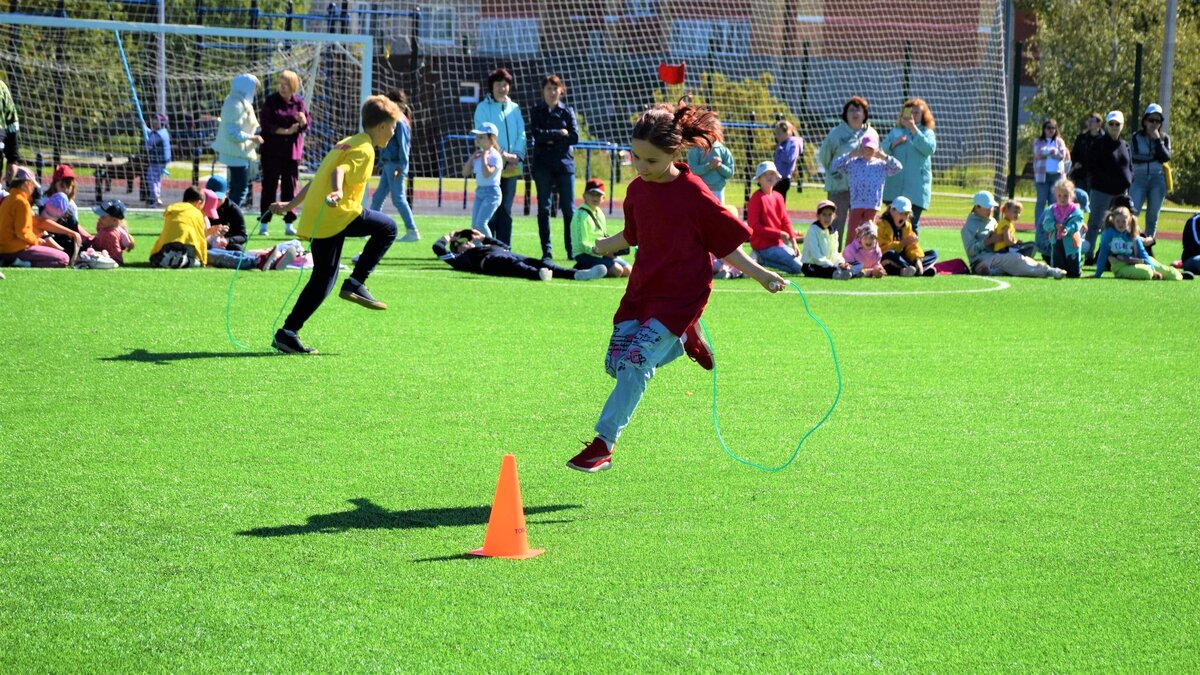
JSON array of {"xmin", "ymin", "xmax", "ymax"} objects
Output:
[{"xmin": 657, "ymin": 62, "xmax": 686, "ymax": 85}]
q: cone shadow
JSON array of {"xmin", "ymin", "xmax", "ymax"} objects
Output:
[{"xmin": 237, "ymin": 498, "xmax": 580, "ymax": 538}]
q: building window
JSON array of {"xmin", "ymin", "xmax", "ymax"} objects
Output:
[
  {"xmin": 420, "ymin": 6, "xmax": 456, "ymax": 47},
  {"xmin": 478, "ymin": 18, "xmax": 539, "ymax": 56},
  {"xmin": 669, "ymin": 19, "xmax": 749, "ymax": 58}
]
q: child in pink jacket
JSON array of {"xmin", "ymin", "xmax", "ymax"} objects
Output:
[{"xmin": 841, "ymin": 222, "xmax": 885, "ymax": 278}]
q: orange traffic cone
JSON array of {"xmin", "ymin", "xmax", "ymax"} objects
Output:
[{"xmin": 469, "ymin": 454, "xmax": 544, "ymax": 559}]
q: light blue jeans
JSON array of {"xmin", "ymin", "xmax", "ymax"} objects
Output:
[
  {"xmin": 370, "ymin": 162, "xmax": 418, "ymax": 233},
  {"xmin": 754, "ymin": 245, "xmax": 803, "ymax": 274},
  {"xmin": 471, "ymin": 185, "xmax": 501, "ymax": 238},
  {"xmin": 1034, "ymin": 172, "xmax": 1061, "ymax": 257},
  {"xmin": 595, "ymin": 319, "xmax": 684, "ymax": 444},
  {"xmin": 1129, "ymin": 172, "xmax": 1166, "ymax": 238},
  {"xmin": 207, "ymin": 248, "xmax": 259, "ymax": 269}
]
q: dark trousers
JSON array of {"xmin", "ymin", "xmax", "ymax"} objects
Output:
[
  {"xmin": 227, "ymin": 166, "xmax": 250, "ymax": 208},
  {"xmin": 773, "ymin": 177, "xmax": 791, "ymax": 200},
  {"xmin": 482, "ymin": 252, "xmax": 577, "ymax": 280},
  {"xmin": 1051, "ymin": 238, "xmax": 1081, "ymax": 278},
  {"xmin": 881, "ymin": 249, "xmax": 939, "ymax": 272},
  {"xmin": 801, "ymin": 263, "xmax": 836, "ymax": 278},
  {"xmin": 910, "ymin": 205, "xmax": 925, "ymax": 232},
  {"xmin": 260, "ymin": 154, "xmax": 299, "ymax": 223},
  {"xmin": 533, "ymin": 166, "xmax": 575, "ymax": 259},
  {"xmin": 282, "ymin": 209, "xmax": 397, "ymax": 333},
  {"xmin": 487, "ymin": 175, "xmax": 519, "ymax": 246},
  {"xmin": 1, "ymin": 129, "xmax": 18, "ymax": 173}
]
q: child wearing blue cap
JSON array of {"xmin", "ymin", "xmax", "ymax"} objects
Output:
[{"xmin": 91, "ymin": 199, "xmax": 135, "ymax": 265}]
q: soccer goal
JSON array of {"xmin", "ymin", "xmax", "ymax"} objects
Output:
[
  {"xmin": 0, "ymin": 12, "xmax": 372, "ymax": 203},
  {"xmin": 376, "ymin": 0, "xmax": 1009, "ymax": 195}
]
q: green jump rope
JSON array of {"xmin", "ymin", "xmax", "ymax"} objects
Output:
[
  {"xmin": 698, "ymin": 280, "xmax": 843, "ymax": 473},
  {"xmin": 225, "ymin": 204, "xmax": 329, "ymax": 352}
]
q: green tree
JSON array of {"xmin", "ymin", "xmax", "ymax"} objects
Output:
[
  {"xmin": 1021, "ymin": 0, "xmax": 1200, "ymax": 204},
  {"xmin": 647, "ymin": 72, "xmax": 809, "ymax": 180}
]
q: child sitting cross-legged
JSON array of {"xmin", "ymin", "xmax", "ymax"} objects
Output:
[
  {"xmin": 1094, "ymin": 206, "xmax": 1186, "ymax": 280},
  {"xmin": 841, "ymin": 221, "xmax": 885, "ymax": 278},
  {"xmin": 747, "ymin": 161, "xmax": 801, "ymax": 274},
  {"xmin": 571, "ymin": 179, "xmax": 630, "ymax": 277},
  {"xmin": 801, "ymin": 199, "xmax": 854, "ymax": 280}
]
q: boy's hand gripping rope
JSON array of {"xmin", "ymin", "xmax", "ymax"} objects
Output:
[{"xmin": 698, "ymin": 280, "xmax": 842, "ymax": 472}]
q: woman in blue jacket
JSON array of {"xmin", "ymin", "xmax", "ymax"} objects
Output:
[
  {"xmin": 529, "ymin": 74, "xmax": 579, "ymax": 260},
  {"xmin": 370, "ymin": 88, "xmax": 419, "ymax": 242},
  {"xmin": 882, "ymin": 98, "xmax": 937, "ymax": 232},
  {"xmin": 473, "ymin": 68, "xmax": 527, "ymax": 246}
]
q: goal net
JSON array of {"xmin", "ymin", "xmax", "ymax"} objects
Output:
[
  {"xmin": 356, "ymin": 0, "xmax": 1010, "ymax": 199},
  {"xmin": 0, "ymin": 13, "xmax": 371, "ymax": 205}
]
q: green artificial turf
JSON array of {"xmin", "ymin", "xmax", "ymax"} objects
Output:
[{"xmin": 2, "ymin": 214, "xmax": 1197, "ymax": 670}]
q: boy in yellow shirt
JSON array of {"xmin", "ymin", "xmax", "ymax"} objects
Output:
[
  {"xmin": 149, "ymin": 186, "xmax": 218, "ymax": 267},
  {"xmin": 267, "ymin": 95, "xmax": 402, "ymax": 354}
]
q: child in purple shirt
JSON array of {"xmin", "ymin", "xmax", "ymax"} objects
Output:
[
  {"xmin": 841, "ymin": 221, "xmax": 886, "ymax": 278},
  {"xmin": 830, "ymin": 135, "xmax": 902, "ymax": 231}
]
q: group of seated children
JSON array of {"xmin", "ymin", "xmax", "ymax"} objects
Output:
[
  {"xmin": 746, "ymin": 158, "xmax": 937, "ymax": 280},
  {"xmin": 149, "ymin": 184, "xmax": 300, "ymax": 271},
  {"xmin": 0, "ymin": 164, "xmax": 135, "ymax": 269}
]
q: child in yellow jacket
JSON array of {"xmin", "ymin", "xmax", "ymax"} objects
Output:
[{"xmin": 877, "ymin": 196, "xmax": 937, "ymax": 276}]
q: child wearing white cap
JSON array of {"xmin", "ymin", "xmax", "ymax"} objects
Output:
[
  {"xmin": 747, "ymin": 161, "xmax": 802, "ymax": 274},
  {"xmin": 878, "ymin": 196, "xmax": 937, "ymax": 276},
  {"xmin": 463, "ymin": 122, "xmax": 503, "ymax": 238}
]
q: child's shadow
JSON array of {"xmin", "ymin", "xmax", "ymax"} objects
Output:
[
  {"xmin": 100, "ymin": 348, "xmax": 325, "ymax": 365},
  {"xmin": 237, "ymin": 498, "xmax": 579, "ymax": 537}
]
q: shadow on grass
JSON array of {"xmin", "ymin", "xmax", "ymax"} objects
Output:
[
  {"xmin": 237, "ymin": 498, "xmax": 580, "ymax": 537},
  {"xmin": 99, "ymin": 348, "xmax": 330, "ymax": 364}
]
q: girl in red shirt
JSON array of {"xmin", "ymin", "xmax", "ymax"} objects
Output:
[{"xmin": 567, "ymin": 101, "xmax": 787, "ymax": 473}]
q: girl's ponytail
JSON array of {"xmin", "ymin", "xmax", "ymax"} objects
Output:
[{"xmin": 633, "ymin": 98, "xmax": 723, "ymax": 154}]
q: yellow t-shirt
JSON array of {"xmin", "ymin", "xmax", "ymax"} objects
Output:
[
  {"xmin": 994, "ymin": 218, "xmax": 1016, "ymax": 252},
  {"xmin": 150, "ymin": 202, "xmax": 209, "ymax": 266},
  {"xmin": 296, "ymin": 132, "xmax": 375, "ymax": 240}
]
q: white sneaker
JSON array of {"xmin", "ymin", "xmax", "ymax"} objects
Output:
[
  {"xmin": 575, "ymin": 264, "xmax": 607, "ymax": 281},
  {"xmin": 538, "ymin": 267, "xmax": 553, "ymax": 281},
  {"xmin": 284, "ymin": 224, "xmax": 297, "ymax": 236},
  {"xmin": 258, "ymin": 224, "xmax": 269, "ymax": 236},
  {"xmin": 0, "ymin": 270, "xmax": 5, "ymax": 279},
  {"xmin": 714, "ymin": 269, "xmax": 731, "ymax": 279},
  {"xmin": 832, "ymin": 267, "xmax": 853, "ymax": 281},
  {"xmin": 1049, "ymin": 267, "xmax": 1066, "ymax": 279},
  {"xmin": 274, "ymin": 247, "xmax": 299, "ymax": 270},
  {"xmin": 900, "ymin": 267, "xmax": 916, "ymax": 277},
  {"xmin": 399, "ymin": 230, "xmax": 421, "ymax": 243}
]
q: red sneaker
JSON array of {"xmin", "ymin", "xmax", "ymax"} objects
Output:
[
  {"xmin": 567, "ymin": 437, "xmax": 613, "ymax": 473},
  {"xmin": 682, "ymin": 323, "xmax": 714, "ymax": 371}
]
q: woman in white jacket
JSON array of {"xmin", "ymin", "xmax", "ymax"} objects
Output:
[{"xmin": 211, "ymin": 74, "xmax": 263, "ymax": 208}]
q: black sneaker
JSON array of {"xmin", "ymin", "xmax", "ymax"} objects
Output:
[
  {"xmin": 1182, "ymin": 270, "xmax": 1195, "ymax": 281},
  {"xmin": 272, "ymin": 329, "xmax": 318, "ymax": 354},
  {"xmin": 339, "ymin": 280, "xmax": 387, "ymax": 310}
]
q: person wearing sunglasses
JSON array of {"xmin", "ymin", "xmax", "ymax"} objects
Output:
[
  {"xmin": 1032, "ymin": 118, "xmax": 1069, "ymax": 260},
  {"xmin": 1081, "ymin": 110, "xmax": 1132, "ymax": 264},
  {"xmin": 1129, "ymin": 103, "xmax": 1171, "ymax": 255}
]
